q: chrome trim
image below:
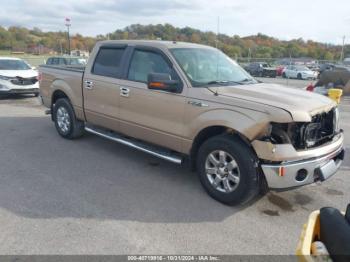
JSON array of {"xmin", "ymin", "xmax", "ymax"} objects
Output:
[
  {"xmin": 205, "ymin": 150, "xmax": 240, "ymax": 193},
  {"xmin": 261, "ymin": 147, "xmax": 344, "ymax": 189},
  {"xmin": 85, "ymin": 126, "xmax": 182, "ymax": 164},
  {"xmin": 84, "ymin": 80, "xmax": 93, "ymax": 89},
  {"xmin": 120, "ymin": 87, "xmax": 130, "ymax": 97},
  {"xmin": 188, "ymin": 100, "xmax": 209, "ymax": 107}
]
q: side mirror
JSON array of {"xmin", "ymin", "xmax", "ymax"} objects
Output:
[{"xmin": 147, "ymin": 73, "xmax": 180, "ymax": 93}]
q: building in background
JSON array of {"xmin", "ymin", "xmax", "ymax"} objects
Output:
[{"xmin": 70, "ymin": 50, "xmax": 89, "ymax": 58}]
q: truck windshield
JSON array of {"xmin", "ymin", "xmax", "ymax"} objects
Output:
[
  {"xmin": 170, "ymin": 48, "xmax": 256, "ymax": 87},
  {"xmin": 0, "ymin": 59, "xmax": 31, "ymax": 70}
]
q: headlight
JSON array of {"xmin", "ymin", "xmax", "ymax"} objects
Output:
[
  {"xmin": 0, "ymin": 83, "xmax": 9, "ymax": 90},
  {"xmin": 0, "ymin": 75, "xmax": 11, "ymax": 80}
]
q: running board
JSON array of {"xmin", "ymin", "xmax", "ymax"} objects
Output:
[{"xmin": 84, "ymin": 126, "xmax": 183, "ymax": 164}]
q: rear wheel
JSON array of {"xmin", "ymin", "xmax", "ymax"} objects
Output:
[
  {"xmin": 297, "ymin": 73, "xmax": 302, "ymax": 80},
  {"xmin": 53, "ymin": 98, "xmax": 84, "ymax": 139},
  {"xmin": 196, "ymin": 135, "xmax": 260, "ymax": 205}
]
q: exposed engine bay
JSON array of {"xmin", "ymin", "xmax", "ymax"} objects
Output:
[{"xmin": 263, "ymin": 108, "xmax": 339, "ymax": 150}]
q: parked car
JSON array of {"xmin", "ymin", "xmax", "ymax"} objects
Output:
[
  {"xmin": 283, "ymin": 65, "xmax": 318, "ymax": 80},
  {"xmin": 276, "ymin": 65, "xmax": 286, "ymax": 76},
  {"xmin": 315, "ymin": 66, "xmax": 350, "ymax": 96},
  {"xmin": 0, "ymin": 57, "xmax": 39, "ymax": 96},
  {"xmin": 46, "ymin": 56, "xmax": 87, "ymax": 66},
  {"xmin": 39, "ymin": 40, "xmax": 344, "ymax": 205},
  {"xmin": 318, "ymin": 63, "xmax": 335, "ymax": 75},
  {"xmin": 344, "ymin": 57, "xmax": 350, "ymax": 66},
  {"xmin": 245, "ymin": 62, "xmax": 277, "ymax": 77}
]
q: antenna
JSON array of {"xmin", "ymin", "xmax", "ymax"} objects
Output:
[{"xmin": 215, "ymin": 16, "xmax": 220, "ymax": 93}]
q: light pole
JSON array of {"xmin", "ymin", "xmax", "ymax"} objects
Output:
[
  {"xmin": 340, "ymin": 36, "xmax": 346, "ymax": 63},
  {"xmin": 65, "ymin": 17, "xmax": 71, "ymax": 55}
]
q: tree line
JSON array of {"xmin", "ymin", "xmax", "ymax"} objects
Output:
[{"xmin": 0, "ymin": 23, "xmax": 348, "ymax": 60}]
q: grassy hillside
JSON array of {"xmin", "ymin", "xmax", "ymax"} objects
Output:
[{"xmin": 0, "ymin": 24, "xmax": 349, "ymax": 61}]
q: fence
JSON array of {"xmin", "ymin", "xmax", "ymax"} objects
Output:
[
  {"xmin": 236, "ymin": 57, "xmax": 339, "ymax": 66},
  {"xmin": 0, "ymin": 51, "xmax": 50, "ymax": 67}
]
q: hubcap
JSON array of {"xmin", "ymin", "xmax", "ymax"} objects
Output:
[
  {"xmin": 56, "ymin": 106, "xmax": 71, "ymax": 133},
  {"xmin": 205, "ymin": 150, "xmax": 240, "ymax": 193}
]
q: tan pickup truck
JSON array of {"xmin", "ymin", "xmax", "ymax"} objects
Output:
[{"xmin": 39, "ymin": 40, "xmax": 344, "ymax": 205}]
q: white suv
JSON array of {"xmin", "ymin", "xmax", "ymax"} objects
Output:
[{"xmin": 0, "ymin": 57, "xmax": 39, "ymax": 96}]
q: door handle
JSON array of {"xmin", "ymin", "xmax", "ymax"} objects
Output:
[
  {"xmin": 120, "ymin": 87, "xmax": 130, "ymax": 97},
  {"xmin": 84, "ymin": 80, "xmax": 93, "ymax": 90}
]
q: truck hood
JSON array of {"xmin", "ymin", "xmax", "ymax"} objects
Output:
[
  {"xmin": 0, "ymin": 69, "xmax": 38, "ymax": 78},
  {"xmin": 209, "ymin": 83, "xmax": 336, "ymax": 122}
]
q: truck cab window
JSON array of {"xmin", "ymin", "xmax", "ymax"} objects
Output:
[
  {"xmin": 59, "ymin": 58, "xmax": 66, "ymax": 65},
  {"xmin": 92, "ymin": 48, "xmax": 125, "ymax": 78},
  {"xmin": 128, "ymin": 50, "xmax": 172, "ymax": 83}
]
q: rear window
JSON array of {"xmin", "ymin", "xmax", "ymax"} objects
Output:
[{"xmin": 92, "ymin": 48, "xmax": 125, "ymax": 78}]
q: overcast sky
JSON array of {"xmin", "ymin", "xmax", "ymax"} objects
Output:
[{"xmin": 0, "ymin": 0, "xmax": 349, "ymax": 44}]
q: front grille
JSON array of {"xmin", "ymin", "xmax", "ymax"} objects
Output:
[
  {"xmin": 10, "ymin": 77, "xmax": 38, "ymax": 86},
  {"xmin": 292, "ymin": 109, "xmax": 336, "ymax": 149}
]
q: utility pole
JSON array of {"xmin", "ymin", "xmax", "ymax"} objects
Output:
[
  {"xmin": 59, "ymin": 40, "xmax": 63, "ymax": 55},
  {"xmin": 216, "ymin": 16, "xmax": 220, "ymax": 49},
  {"xmin": 65, "ymin": 17, "xmax": 71, "ymax": 55},
  {"xmin": 340, "ymin": 35, "xmax": 345, "ymax": 63},
  {"xmin": 248, "ymin": 48, "xmax": 251, "ymax": 63}
]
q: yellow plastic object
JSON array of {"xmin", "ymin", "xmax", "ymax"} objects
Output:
[
  {"xmin": 296, "ymin": 210, "xmax": 345, "ymax": 261},
  {"xmin": 296, "ymin": 211, "xmax": 321, "ymax": 261},
  {"xmin": 328, "ymin": 88, "xmax": 343, "ymax": 104}
]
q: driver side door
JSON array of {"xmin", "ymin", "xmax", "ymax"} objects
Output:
[{"xmin": 117, "ymin": 47, "xmax": 187, "ymax": 153}]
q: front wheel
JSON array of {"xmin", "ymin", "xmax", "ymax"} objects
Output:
[
  {"xmin": 53, "ymin": 98, "xmax": 84, "ymax": 139},
  {"xmin": 196, "ymin": 135, "xmax": 260, "ymax": 205}
]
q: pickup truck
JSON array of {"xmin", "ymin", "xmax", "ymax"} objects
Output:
[{"xmin": 39, "ymin": 40, "xmax": 345, "ymax": 205}]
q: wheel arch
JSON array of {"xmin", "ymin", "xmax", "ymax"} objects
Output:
[
  {"xmin": 189, "ymin": 125, "xmax": 252, "ymax": 171},
  {"xmin": 190, "ymin": 125, "xmax": 268, "ymax": 195},
  {"xmin": 51, "ymin": 89, "xmax": 71, "ymax": 121}
]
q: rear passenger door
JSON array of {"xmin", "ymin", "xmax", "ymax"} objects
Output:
[
  {"xmin": 83, "ymin": 45, "xmax": 127, "ymax": 131},
  {"xmin": 117, "ymin": 47, "xmax": 187, "ymax": 153}
]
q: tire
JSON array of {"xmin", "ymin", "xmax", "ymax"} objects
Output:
[
  {"xmin": 33, "ymin": 92, "xmax": 39, "ymax": 97},
  {"xmin": 297, "ymin": 73, "xmax": 302, "ymax": 80},
  {"xmin": 196, "ymin": 134, "xmax": 260, "ymax": 205},
  {"xmin": 53, "ymin": 98, "xmax": 84, "ymax": 139}
]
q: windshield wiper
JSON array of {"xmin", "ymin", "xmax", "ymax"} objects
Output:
[
  {"xmin": 237, "ymin": 78, "xmax": 255, "ymax": 83},
  {"xmin": 205, "ymin": 80, "xmax": 244, "ymax": 86},
  {"xmin": 205, "ymin": 79, "xmax": 256, "ymax": 86}
]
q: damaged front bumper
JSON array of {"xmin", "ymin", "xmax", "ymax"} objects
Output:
[{"xmin": 252, "ymin": 131, "xmax": 344, "ymax": 189}]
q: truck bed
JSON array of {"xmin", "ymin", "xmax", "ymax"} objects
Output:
[{"xmin": 39, "ymin": 64, "xmax": 85, "ymax": 113}]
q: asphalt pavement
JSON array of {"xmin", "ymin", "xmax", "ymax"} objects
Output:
[{"xmin": 0, "ymin": 83, "xmax": 349, "ymax": 255}]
